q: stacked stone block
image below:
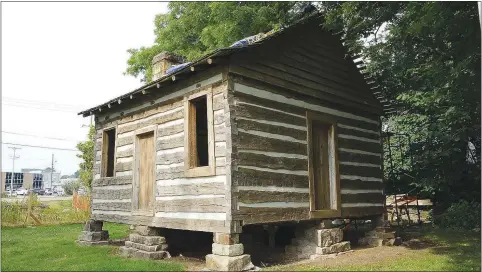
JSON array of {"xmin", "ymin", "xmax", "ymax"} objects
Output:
[
  {"xmin": 119, "ymin": 226, "xmax": 170, "ymax": 260},
  {"xmin": 206, "ymin": 233, "xmax": 256, "ymax": 271},
  {"xmin": 77, "ymin": 220, "xmax": 110, "ymax": 246},
  {"xmin": 359, "ymin": 227, "xmax": 402, "ymax": 247},
  {"xmin": 286, "ymin": 222, "xmax": 351, "ymax": 259}
]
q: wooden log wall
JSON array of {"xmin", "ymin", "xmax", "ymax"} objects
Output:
[
  {"xmin": 230, "ymin": 79, "xmax": 384, "ymax": 225},
  {"xmin": 91, "ymin": 75, "xmax": 232, "ymax": 233}
]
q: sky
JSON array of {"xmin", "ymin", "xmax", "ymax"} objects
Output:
[{"xmin": 1, "ymin": 2, "xmax": 169, "ymax": 175}]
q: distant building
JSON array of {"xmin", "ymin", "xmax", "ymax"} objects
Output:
[
  {"xmin": 1, "ymin": 172, "xmax": 43, "ymax": 191},
  {"xmin": 41, "ymin": 169, "xmax": 61, "ymax": 189}
]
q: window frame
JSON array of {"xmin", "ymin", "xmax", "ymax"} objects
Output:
[
  {"xmin": 101, "ymin": 126, "xmax": 117, "ymax": 178},
  {"xmin": 184, "ymin": 87, "xmax": 216, "ymax": 178},
  {"xmin": 306, "ymin": 111, "xmax": 341, "ymax": 218}
]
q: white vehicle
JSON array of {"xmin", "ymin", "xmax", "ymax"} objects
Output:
[
  {"xmin": 54, "ymin": 188, "xmax": 65, "ymax": 196},
  {"xmin": 16, "ymin": 188, "xmax": 29, "ymax": 196}
]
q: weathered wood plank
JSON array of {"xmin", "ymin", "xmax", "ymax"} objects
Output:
[
  {"xmin": 338, "ymin": 138, "xmax": 380, "ymax": 153},
  {"xmin": 91, "ymin": 213, "xmax": 229, "ymax": 233},
  {"xmin": 156, "ymin": 152, "xmax": 184, "ymax": 165},
  {"xmin": 115, "ymin": 162, "xmax": 133, "ymax": 172},
  {"xmin": 117, "ymin": 137, "xmax": 134, "ymax": 147},
  {"xmin": 341, "ymin": 206, "xmax": 384, "ymax": 217},
  {"xmin": 117, "ymin": 100, "xmax": 184, "ymax": 125},
  {"xmin": 236, "ymin": 190, "xmax": 309, "ymax": 204},
  {"xmin": 233, "ymin": 207, "xmax": 309, "ymax": 224},
  {"xmin": 237, "ymin": 131, "xmax": 307, "ymax": 155},
  {"xmin": 341, "ymin": 193, "xmax": 385, "ymax": 204},
  {"xmin": 156, "ymin": 198, "xmax": 226, "ymax": 213},
  {"xmin": 92, "ymin": 188, "xmax": 132, "ymax": 200},
  {"xmin": 92, "ymin": 202, "xmax": 132, "ymax": 212},
  {"xmin": 339, "ymin": 164, "xmax": 382, "ymax": 178},
  {"xmin": 117, "ymin": 149, "xmax": 134, "ymax": 158},
  {"xmin": 156, "ymin": 168, "xmax": 185, "ymax": 180},
  {"xmin": 118, "ymin": 109, "xmax": 184, "ymax": 134},
  {"xmin": 233, "ymin": 167, "xmax": 309, "ymax": 188},
  {"xmin": 157, "ymin": 121, "xmax": 184, "ymax": 137},
  {"xmin": 236, "ymin": 118, "xmax": 306, "ymax": 141},
  {"xmin": 338, "ymin": 126, "xmax": 379, "ymax": 141},
  {"xmin": 339, "ymin": 152, "xmax": 381, "ymax": 165},
  {"xmin": 233, "ymin": 101, "xmax": 306, "ymax": 127},
  {"xmin": 92, "ymin": 176, "xmax": 133, "ymax": 186},
  {"xmin": 237, "ymin": 152, "xmax": 307, "ymax": 171},
  {"xmin": 157, "ymin": 182, "xmax": 226, "ymax": 196},
  {"xmin": 156, "ymin": 135, "xmax": 184, "ymax": 150},
  {"xmin": 340, "ymin": 179, "xmax": 384, "ymax": 190}
]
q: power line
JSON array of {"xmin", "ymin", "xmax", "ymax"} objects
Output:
[
  {"xmin": 2, "ymin": 142, "xmax": 79, "ymax": 152},
  {"xmin": 2, "ymin": 131, "xmax": 83, "ymax": 142}
]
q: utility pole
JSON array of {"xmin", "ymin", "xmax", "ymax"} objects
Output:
[
  {"xmin": 8, "ymin": 147, "xmax": 21, "ymax": 194},
  {"xmin": 50, "ymin": 153, "xmax": 54, "ymax": 190}
]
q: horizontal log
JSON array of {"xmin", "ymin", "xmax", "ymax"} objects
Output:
[
  {"xmin": 233, "ymin": 207, "xmax": 310, "ymax": 224},
  {"xmin": 236, "ymin": 190, "xmax": 309, "ymax": 204},
  {"xmin": 236, "ymin": 152, "xmax": 308, "ymax": 171},
  {"xmin": 341, "ymin": 206, "xmax": 384, "ymax": 218},
  {"xmin": 341, "ymin": 193, "xmax": 385, "ymax": 204},
  {"xmin": 92, "ymin": 188, "xmax": 132, "ymax": 200},
  {"xmin": 156, "ymin": 198, "xmax": 226, "ymax": 213},
  {"xmin": 93, "ymin": 176, "xmax": 133, "ymax": 186},
  {"xmin": 212, "ymin": 81, "xmax": 227, "ymax": 95},
  {"xmin": 236, "ymin": 118, "xmax": 306, "ymax": 141},
  {"xmin": 118, "ymin": 108, "xmax": 184, "ymax": 134},
  {"xmin": 157, "ymin": 182, "xmax": 226, "ymax": 196},
  {"xmin": 233, "ymin": 167, "xmax": 309, "ymax": 188},
  {"xmin": 339, "ymin": 151, "xmax": 381, "ymax": 165},
  {"xmin": 338, "ymin": 138, "xmax": 380, "ymax": 153},
  {"xmin": 215, "ymin": 143, "xmax": 226, "ymax": 157},
  {"xmin": 91, "ymin": 213, "xmax": 229, "ymax": 233},
  {"xmin": 157, "ymin": 121, "xmax": 184, "ymax": 137},
  {"xmin": 117, "ymin": 100, "xmax": 183, "ymax": 126},
  {"xmin": 115, "ymin": 162, "xmax": 133, "ymax": 172},
  {"xmin": 92, "ymin": 201, "xmax": 132, "ymax": 212},
  {"xmin": 233, "ymin": 101, "xmax": 306, "ymax": 127},
  {"xmin": 156, "ymin": 170, "xmax": 185, "ymax": 180},
  {"xmin": 337, "ymin": 126, "xmax": 379, "ymax": 141},
  {"xmin": 213, "ymin": 111, "xmax": 225, "ymax": 125},
  {"xmin": 156, "ymin": 152, "xmax": 184, "ymax": 165},
  {"xmin": 237, "ymin": 131, "xmax": 306, "ymax": 155},
  {"xmin": 117, "ymin": 136, "xmax": 134, "ymax": 147},
  {"xmin": 214, "ymin": 127, "xmax": 226, "ymax": 142},
  {"xmin": 339, "ymin": 164, "xmax": 382, "ymax": 178},
  {"xmin": 117, "ymin": 149, "xmax": 133, "ymax": 158},
  {"xmin": 157, "ymin": 135, "xmax": 184, "ymax": 150},
  {"xmin": 340, "ymin": 179, "xmax": 384, "ymax": 190}
]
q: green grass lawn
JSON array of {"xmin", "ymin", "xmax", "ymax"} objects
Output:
[
  {"xmin": 2, "ymin": 223, "xmax": 480, "ymax": 271},
  {"xmin": 1, "ymin": 223, "xmax": 185, "ymax": 271}
]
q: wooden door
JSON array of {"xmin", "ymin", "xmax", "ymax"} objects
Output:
[
  {"xmin": 312, "ymin": 122, "xmax": 331, "ymax": 210},
  {"xmin": 137, "ymin": 132, "xmax": 155, "ymax": 211}
]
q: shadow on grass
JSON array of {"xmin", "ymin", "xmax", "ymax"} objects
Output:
[{"xmin": 401, "ymin": 225, "xmax": 481, "ymax": 271}]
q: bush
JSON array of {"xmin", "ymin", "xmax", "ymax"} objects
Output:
[
  {"xmin": 433, "ymin": 200, "xmax": 481, "ymax": 230},
  {"xmin": 61, "ymin": 179, "xmax": 82, "ymax": 195}
]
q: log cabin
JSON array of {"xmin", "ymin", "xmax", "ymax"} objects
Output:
[{"xmin": 78, "ymin": 14, "xmax": 390, "ymax": 270}]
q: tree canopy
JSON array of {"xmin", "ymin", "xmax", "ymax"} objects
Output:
[{"xmin": 122, "ymin": 2, "xmax": 480, "ymax": 214}]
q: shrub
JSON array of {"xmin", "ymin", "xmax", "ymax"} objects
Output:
[
  {"xmin": 433, "ymin": 200, "xmax": 481, "ymax": 230},
  {"xmin": 62, "ymin": 179, "xmax": 82, "ymax": 195}
]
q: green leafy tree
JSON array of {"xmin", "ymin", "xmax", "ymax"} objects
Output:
[
  {"xmin": 125, "ymin": 2, "xmax": 302, "ymax": 82},
  {"xmin": 322, "ymin": 2, "xmax": 481, "ymax": 211},
  {"xmin": 76, "ymin": 125, "xmax": 95, "ymax": 191}
]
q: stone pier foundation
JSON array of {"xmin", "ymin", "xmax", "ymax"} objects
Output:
[
  {"xmin": 119, "ymin": 226, "xmax": 170, "ymax": 260},
  {"xmin": 359, "ymin": 215, "xmax": 402, "ymax": 247},
  {"xmin": 77, "ymin": 220, "xmax": 109, "ymax": 246},
  {"xmin": 206, "ymin": 233, "xmax": 257, "ymax": 271},
  {"xmin": 286, "ymin": 220, "xmax": 351, "ymax": 259}
]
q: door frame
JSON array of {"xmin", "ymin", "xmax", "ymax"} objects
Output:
[
  {"xmin": 306, "ymin": 111, "xmax": 341, "ymax": 219},
  {"xmin": 132, "ymin": 125, "xmax": 157, "ymax": 216}
]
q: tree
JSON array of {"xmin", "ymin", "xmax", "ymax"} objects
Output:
[
  {"xmin": 125, "ymin": 2, "xmax": 302, "ymax": 82},
  {"xmin": 76, "ymin": 125, "xmax": 95, "ymax": 191},
  {"xmin": 322, "ymin": 2, "xmax": 481, "ymax": 209}
]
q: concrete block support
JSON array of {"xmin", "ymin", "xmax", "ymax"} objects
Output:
[
  {"xmin": 77, "ymin": 220, "xmax": 110, "ymax": 246},
  {"xmin": 206, "ymin": 233, "xmax": 256, "ymax": 271},
  {"xmin": 120, "ymin": 225, "xmax": 170, "ymax": 260}
]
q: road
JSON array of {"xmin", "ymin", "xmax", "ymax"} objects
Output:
[{"xmin": 1, "ymin": 196, "xmax": 71, "ymax": 202}]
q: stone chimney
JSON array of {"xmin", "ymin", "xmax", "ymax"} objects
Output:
[{"xmin": 152, "ymin": 52, "xmax": 184, "ymax": 81}]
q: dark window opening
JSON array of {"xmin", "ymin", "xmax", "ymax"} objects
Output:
[
  {"xmin": 103, "ymin": 128, "xmax": 116, "ymax": 177},
  {"xmin": 190, "ymin": 96, "xmax": 209, "ymax": 167}
]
